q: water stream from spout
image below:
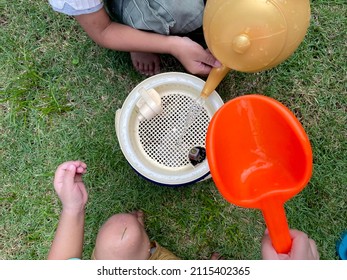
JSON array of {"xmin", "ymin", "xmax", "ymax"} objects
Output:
[{"xmin": 176, "ymin": 96, "xmax": 206, "ymax": 146}]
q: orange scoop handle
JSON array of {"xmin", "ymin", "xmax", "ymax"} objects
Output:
[{"xmin": 262, "ymin": 199, "xmax": 292, "ymax": 254}]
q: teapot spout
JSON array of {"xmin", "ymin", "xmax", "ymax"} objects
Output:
[{"xmin": 200, "ymin": 65, "xmax": 230, "ymax": 99}]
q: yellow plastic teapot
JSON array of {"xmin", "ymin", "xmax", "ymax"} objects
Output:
[{"xmin": 200, "ymin": 0, "xmax": 311, "ymax": 98}]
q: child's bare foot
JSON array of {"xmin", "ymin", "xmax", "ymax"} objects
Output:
[
  {"xmin": 130, "ymin": 52, "xmax": 160, "ymax": 76},
  {"xmin": 210, "ymin": 252, "xmax": 223, "ymax": 260},
  {"xmin": 131, "ymin": 210, "xmax": 145, "ymax": 227}
]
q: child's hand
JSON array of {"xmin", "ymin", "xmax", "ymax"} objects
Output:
[
  {"xmin": 171, "ymin": 36, "xmax": 221, "ymax": 76},
  {"xmin": 53, "ymin": 161, "xmax": 88, "ymax": 213},
  {"xmin": 261, "ymin": 229, "xmax": 319, "ymax": 260}
]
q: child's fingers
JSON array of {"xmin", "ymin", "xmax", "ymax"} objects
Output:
[
  {"xmin": 75, "ymin": 161, "xmax": 87, "ymax": 169},
  {"xmin": 74, "ymin": 172, "xmax": 83, "ymax": 183},
  {"xmin": 62, "ymin": 164, "xmax": 77, "ymax": 188},
  {"xmin": 76, "ymin": 166, "xmax": 87, "ymax": 174},
  {"xmin": 261, "ymin": 232, "xmax": 278, "ymax": 259},
  {"xmin": 65, "ymin": 161, "xmax": 87, "ymax": 171},
  {"xmin": 55, "ymin": 161, "xmax": 86, "ymax": 177},
  {"xmin": 289, "ymin": 230, "xmax": 319, "ymax": 260},
  {"xmin": 80, "ymin": 183, "xmax": 88, "ymax": 202},
  {"xmin": 289, "ymin": 229, "xmax": 304, "ymax": 238},
  {"xmin": 59, "ymin": 161, "xmax": 86, "ymax": 169},
  {"xmin": 309, "ymin": 239, "xmax": 319, "ymax": 260},
  {"xmin": 54, "ymin": 161, "xmax": 75, "ymax": 187},
  {"xmin": 74, "ymin": 161, "xmax": 87, "ymax": 174}
]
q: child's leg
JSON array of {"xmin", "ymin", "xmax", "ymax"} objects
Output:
[
  {"xmin": 105, "ymin": 0, "xmax": 204, "ymax": 35},
  {"xmin": 103, "ymin": 0, "xmax": 205, "ymax": 76},
  {"xmin": 93, "ymin": 211, "xmax": 151, "ymax": 260}
]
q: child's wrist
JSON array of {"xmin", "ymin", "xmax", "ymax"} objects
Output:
[
  {"xmin": 167, "ymin": 36, "xmax": 182, "ymax": 57},
  {"xmin": 61, "ymin": 205, "xmax": 86, "ymax": 216}
]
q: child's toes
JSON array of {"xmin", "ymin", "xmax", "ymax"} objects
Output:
[
  {"xmin": 210, "ymin": 252, "xmax": 223, "ymax": 260},
  {"xmin": 132, "ymin": 210, "xmax": 145, "ymax": 226}
]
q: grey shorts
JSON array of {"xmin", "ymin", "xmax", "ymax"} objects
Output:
[{"xmin": 104, "ymin": 0, "xmax": 205, "ymax": 35}]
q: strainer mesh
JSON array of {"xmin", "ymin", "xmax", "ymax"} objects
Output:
[{"xmin": 138, "ymin": 93, "xmax": 210, "ymax": 168}]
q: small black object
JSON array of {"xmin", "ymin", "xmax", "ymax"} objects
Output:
[{"xmin": 189, "ymin": 146, "xmax": 206, "ymax": 166}]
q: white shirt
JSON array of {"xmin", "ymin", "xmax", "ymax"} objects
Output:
[{"xmin": 49, "ymin": 0, "xmax": 103, "ymax": 15}]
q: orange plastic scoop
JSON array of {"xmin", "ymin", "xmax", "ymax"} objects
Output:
[{"xmin": 206, "ymin": 94, "xmax": 312, "ymax": 253}]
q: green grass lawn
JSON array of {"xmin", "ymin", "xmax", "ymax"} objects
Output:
[{"xmin": 1, "ymin": 1, "xmax": 346, "ymax": 260}]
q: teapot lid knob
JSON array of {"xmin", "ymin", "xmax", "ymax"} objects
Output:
[{"xmin": 232, "ymin": 34, "xmax": 251, "ymax": 54}]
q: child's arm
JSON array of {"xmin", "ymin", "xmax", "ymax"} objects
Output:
[
  {"xmin": 48, "ymin": 161, "xmax": 88, "ymax": 260},
  {"xmin": 75, "ymin": 8, "xmax": 220, "ymax": 75},
  {"xmin": 48, "ymin": 208, "xmax": 85, "ymax": 260}
]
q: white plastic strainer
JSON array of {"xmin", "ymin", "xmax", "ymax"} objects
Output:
[{"xmin": 115, "ymin": 72, "xmax": 224, "ymax": 186}]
